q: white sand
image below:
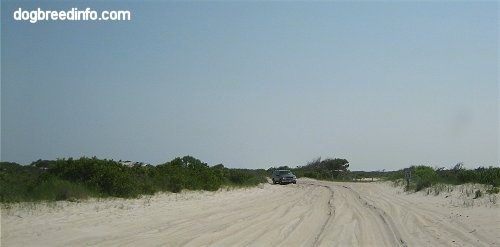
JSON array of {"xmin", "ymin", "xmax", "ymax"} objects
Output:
[{"xmin": 2, "ymin": 179, "xmax": 499, "ymax": 247}]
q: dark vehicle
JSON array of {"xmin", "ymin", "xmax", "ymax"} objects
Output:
[{"xmin": 272, "ymin": 170, "xmax": 297, "ymax": 185}]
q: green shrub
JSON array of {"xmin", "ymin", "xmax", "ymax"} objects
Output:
[
  {"xmin": 50, "ymin": 157, "xmax": 139, "ymax": 198},
  {"xmin": 411, "ymin": 166, "xmax": 438, "ymax": 191},
  {"xmin": 226, "ymin": 169, "xmax": 267, "ymax": 186},
  {"xmin": 0, "ymin": 162, "xmax": 42, "ymax": 202},
  {"xmin": 393, "ymin": 165, "xmax": 500, "ymax": 193},
  {"xmin": 457, "ymin": 170, "xmax": 478, "ymax": 184},
  {"xmin": 30, "ymin": 175, "xmax": 94, "ymax": 201},
  {"xmin": 155, "ymin": 156, "xmax": 223, "ymax": 192},
  {"xmin": 476, "ymin": 167, "xmax": 500, "ymax": 186},
  {"xmin": 387, "ymin": 170, "xmax": 404, "ymax": 181}
]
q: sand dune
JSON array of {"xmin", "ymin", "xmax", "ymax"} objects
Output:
[{"xmin": 2, "ymin": 179, "xmax": 499, "ymax": 246}]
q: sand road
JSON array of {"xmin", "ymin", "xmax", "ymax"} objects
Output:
[{"xmin": 2, "ymin": 179, "xmax": 499, "ymax": 246}]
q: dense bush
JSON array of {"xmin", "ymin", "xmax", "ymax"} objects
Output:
[
  {"xmin": 0, "ymin": 156, "xmax": 268, "ymax": 203},
  {"xmin": 456, "ymin": 169, "xmax": 479, "ymax": 184},
  {"xmin": 226, "ymin": 169, "xmax": 268, "ymax": 186},
  {"xmin": 50, "ymin": 157, "xmax": 139, "ymax": 197},
  {"xmin": 410, "ymin": 166, "xmax": 438, "ymax": 191},
  {"xmin": 155, "ymin": 156, "xmax": 223, "ymax": 192},
  {"xmin": 390, "ymin": 165, "xmax": 500, "ymax": 192},
  {"xmin": 475, "ymin": 167, "xmax": 500, "ymax": 186},
  {"xmin": 30, "ymin": 174, "xmax": 95, "ymax": 201},
  {"xmin": 0, "ymin": 162, "xmax": 42, "ymax": 202}
]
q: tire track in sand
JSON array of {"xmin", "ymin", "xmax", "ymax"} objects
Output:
[
  {"xmin": 305, "ymin": 181, "xmax": 407, "ymax": 247},
  {"xmin": 341, "ymin": 185, "xmax": 408, "ymax": 247},
  {"xmin": 301, "ymin": 182, "xmax": 336, "ymax": 247}
]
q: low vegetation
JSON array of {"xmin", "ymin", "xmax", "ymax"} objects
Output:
[
  {"xmin": 268, "ymin": 157, "xmax": 499, "ymax": 197},
  {"xmin": 0, "ymin": 156, "xmax": 267, "ymax": 203},
  {"xmin": 3, "ymin": 155, "xmax": 498, "ymax": 204},
  {"xmin": 388, "ymin": 164, "xmax": 500, "ymax": 195}
]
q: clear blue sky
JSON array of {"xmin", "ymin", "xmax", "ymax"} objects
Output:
[{"xmin": 1, "ymin": 1, "xmax": 498, "ymax": 170}]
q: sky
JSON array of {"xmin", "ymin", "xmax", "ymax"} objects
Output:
[{"xmin": 1, "ymin": 1, "xmax": 498, "ymax": 171}]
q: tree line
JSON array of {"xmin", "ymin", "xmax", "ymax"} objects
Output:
[
  {"xmin": 0, "ymin": 156, "xmax": 267, "ymax": 203},
  {"xmin": 268, "ymin": 157, "xmax": 350, "ymax": 180}
]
